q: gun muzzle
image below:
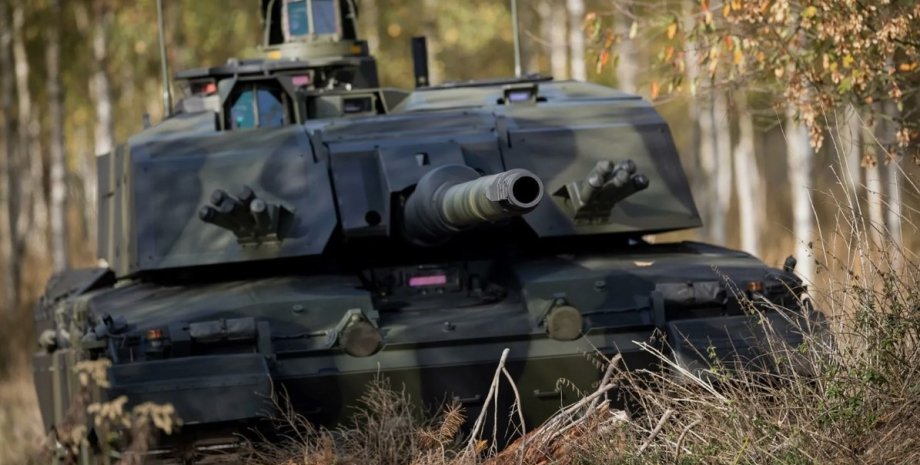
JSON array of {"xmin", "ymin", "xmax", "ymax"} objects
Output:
[{"xmin": 404, "ymin": 165, "xmax": 544, "ymax": 246}]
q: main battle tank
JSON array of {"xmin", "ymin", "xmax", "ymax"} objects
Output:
[{"xmin": 32, "ymin": 0, "xmax": 813, "ymax": 460}]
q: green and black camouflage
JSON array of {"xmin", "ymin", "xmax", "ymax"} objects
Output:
[{"xmin": 32, "ymin": 0, "xmax": 817, "ymax": 460}]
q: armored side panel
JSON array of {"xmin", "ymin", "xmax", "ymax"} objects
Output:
[
  {"xmin": 98, "ymin": 117, "xmax": 336, "ymax": 276},
  {"xmin": 498, "ymin": 91, "xmax": 700, "ymax": 236}
]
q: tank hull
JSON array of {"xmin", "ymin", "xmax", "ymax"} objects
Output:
[{"xmin": 33, "ymin": 242, "xmax": 810, "ymax": 453}]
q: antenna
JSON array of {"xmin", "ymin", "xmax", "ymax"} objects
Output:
[
  {"xmin": 156, "ymin": 0, "xmax": 173, "ymax": 117},
  {"xmin": 510, "ymin": 0, "xmax": 522, "ymax": 77},
  {"xmin": 411, "ymin": 37, "xmax": 430, "ymax": 88},
  {"xmin": 264, "ymin": 0, "xmax": 276, "ymax": 46}
]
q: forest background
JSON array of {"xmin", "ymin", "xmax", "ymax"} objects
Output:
[{"xmin": 0, "ymin": 0, "xmax": 917, "ymax": 463}]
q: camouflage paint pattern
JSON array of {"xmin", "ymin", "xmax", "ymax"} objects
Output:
[{"xmin": 32, "ymin": 2, "xmax": 816, "ymax": 457}]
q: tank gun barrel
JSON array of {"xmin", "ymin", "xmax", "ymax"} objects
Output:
[{"xmin": 404, "ymin": 165, "xmax": 544, "ymax": 246}]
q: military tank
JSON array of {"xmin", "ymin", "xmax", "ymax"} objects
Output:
[{"xmin": 32, "ymin": 0, "xmax": 813, "ymax": 460}]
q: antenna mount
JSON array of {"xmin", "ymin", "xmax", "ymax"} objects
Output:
[{"xmin": 510, "ymin": 0, "xmax": 522, "ymax": 77}]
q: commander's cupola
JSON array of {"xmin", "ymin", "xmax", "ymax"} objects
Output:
[
  {"xmin": 171, "ymin": 0, "xmax": 391, "ymax": 128},
  {"xmin": 261, "ymin": 0, "xmax": 365, "ymax": 61}
]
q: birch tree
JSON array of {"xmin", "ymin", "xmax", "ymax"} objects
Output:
[
  {"xmin": 879, "ymin": 100, "xmax": 904, "ymax": 270},
  {"xmin": 421, "ymin": 0, "xmax": 442, "ymax": 85},
  {"xmin": 521, "ymin": 1, "xmax": 540, "ymax": 73},
  {"xmin": 566, "ymin": 0, "xmax": 586, "ymax": 81},
  {"xmin": 711, "ymin": 91, "xmax": 732, "ymax": 246},
  {"xmin": 786, "ymin": 109, "xmax": 815, "ymax": 283},
  {"xmin": 692, "ymin": 95, "xmax": 719, "ymax": 242},
  {"xmin": 733, "ymin": 95, "xmax": 763, "ymax": 257},
  {"xmin": 588, "ymin": 0, "xmax": 918, "ymax": 278},
  {"xmin": 12, "ymin": 3, "xmax": 49, "ymax": 271},
  {"xmin": 538, "ymin": 0, "xmax": 568, "ymax": 79},
  {"xmin": 680, "ymin": 0, "xmax": 726, "ymax": 245},
  {"xmin": 47, "ymin": 0, "xmax": 68, "ymax": 272},
  {"xmin": 88, "ymin": 0, "xmax": 115, "ymax": 253},
  {"xmin": 0, "ymin": 2, "xmax": 17, "ymax": 312},
  {"xmin": 613, "ymin": 7, "xmax": 637, "ymax": 92},
  {"xmin": 836, "ymin": 105, "xmax": 862, "ymax": 204},
  {"xmin": 358, "ymin": 0, "xmax": 380, "ymax": 54},
  {"xmin": 863, "ymin": 119, "xmax": 884, "ymax": 249}
]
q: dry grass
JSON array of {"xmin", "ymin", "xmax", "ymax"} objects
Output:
[
  {"xmin": 0, "ymin": 359, "xmax": 179, "ymax": 465},
  {"xmin": 242, "ymin": 378, "xmax": 474, "ymax": 465},
  {"xmin": 3, "ymin": 142, "xmax": 917, "ymax": 465},
  {"xmin": 250, "ymin": 251, "xmax": 917, "ymax": 465},
  {"xmin": 247, "ymin": 166, "xmax": 919, "ymax": 464},
  {"xmin": 4, "ymin": 202, "xmax": 918, "ymax": 465}
]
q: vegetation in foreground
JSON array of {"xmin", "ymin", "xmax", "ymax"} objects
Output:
[
  {"xmin": 0, "ymin": 192, "xmax": 916, "ymax": 465},
  {"xmin": 0, "ymin": 179, "xmax": 916, "ymax": 465},
  {"xmin": 241, "ymin": 203, "xmax": 919, "ymax": 465},
  {"xmin": 0, "ymin": 167, "xmax": 920, "ymax": 465}
]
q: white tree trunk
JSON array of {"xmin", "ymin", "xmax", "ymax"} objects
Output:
[
  {"xmin": 712, "ymin": 91, "xmax": 732, "ymax": 245},
  {"xmin": 681, "ymin": 1, "xmax": 727, "ymax": 244},
  {"xmin": 786, "ymin": 109, "xmax": 815, "ymax": 284},
  {"xmin": 88, "ymin": 2, "xmax": 115, "ymax": 255},
  {"xmin": 539, "ymin": 0, "xmax": 568, "ymax": 79},
  {"xmin": 421, "ymin": 0, "xmax": 442, "ymax": 85},
  {"xmin": 92, "ymin": 5, "xmax": 114, "ymax": 157},
  {"xmin": 566, "ymin": 0, "xmax": 586, "ymax": 80},
  {"xmin": 11, "ymin": 3, "xmax": 30, "ymax": 251},
  {"xmin": 520, "ymin": 0, "xmax": 539, "ymax": 73},
  {"xmin": 863, "ymin": 117, "xmax": 884, "ymax": 249},
  {"xmin": 47, "ymin": 0, "xmax": 68, "ymax": 272},
  {"xmin": 12, "ymin": 4, "xmax": 48, "ymax": 263},
  {"xmin": 880, "ymin": 100, "xmax": 903, "ymax": 270},
  {"xmin": 358, "ymin": 0, "xmax": 379, "ymax": 54},
  {"xmin": 837, "ymin": 104, "xmax": 862, "ymax": 204},
  {"xmin": 0, "ymin": 2, "xmax": 17, "ymax": 311},
  {"xmin": 682, "ymin": 0, "xmax": 731, "ymax": 245},
  {"xmin": 614, "ymin": 11, "xmax": 637, "ymax": 92},
  {"xmin": 733, "ymin": 95, "xmax": 763, "ymax": 258},
  {"xmin": 886, "ymin": 156, "xmax": 903, "ymax": 269},
  {"xmin": 693, "ymin": 94, "xmax": 718, "ymax": 241}
]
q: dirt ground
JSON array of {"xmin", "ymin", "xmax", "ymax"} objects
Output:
[{"xmin": 0, "ymin": 367, "xmax": 44, "ymax": 465}]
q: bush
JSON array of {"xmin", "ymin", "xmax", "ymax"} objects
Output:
[{"xmin": 246, "ymin": 180, "xmax": 919, "ymax": 465}]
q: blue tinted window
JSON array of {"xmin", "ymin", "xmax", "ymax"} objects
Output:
[
  {"xmin": 257, "ymin": 89, "xmax": 286, "ymax": 128},
  {"xmin": 287, "ymin": 0, "xmax": 309, "ymax": 36},
  {"xmin": 312, "ymin": 0, "xmax": 337, "ymax": 35},
  {"xmin": 230, "ymin": 90, "xmax": 255, "ymax": 129}
]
